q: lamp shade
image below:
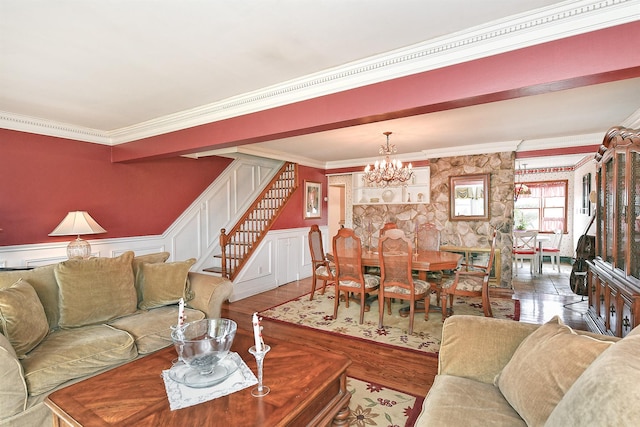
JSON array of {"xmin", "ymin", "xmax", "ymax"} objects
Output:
[{"xmin": 49, "ymin": 211, "xmax": 106, "ymax": 237}]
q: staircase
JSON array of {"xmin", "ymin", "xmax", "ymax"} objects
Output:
[{"xmin": 206, "ymin": 162, "xmax": 298, "ymax": 280}]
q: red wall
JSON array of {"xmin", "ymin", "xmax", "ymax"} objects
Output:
[
  {"xmin": 0, "ymin": 129, "xmax": 326, "ymax": 247},
  {"xmin": 271, "ymin": 165, "xmax": 327, "ymax": 230},
  {"xmin": 0, "ymin": 129, "xmax": 233, "ymax": 246}
]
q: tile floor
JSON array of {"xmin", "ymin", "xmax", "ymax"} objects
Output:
[
  {"xmin": 512, "ymin": 260, "xmax": 576, "ymax": 296},
  {"xmin": 511, "ymin": 259, "xmax": 589, "ymax": 330}
]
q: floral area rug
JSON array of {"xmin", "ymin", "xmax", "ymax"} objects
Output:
[
  {"xmin": 347, "ymin": 377, "xmax": 423, "ymax": 427},
  {"xmin": 259, "ymin": 285, "xmax": 519, "ymax": 354}
]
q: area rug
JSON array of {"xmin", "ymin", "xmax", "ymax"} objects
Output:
[
  {"xmin": 259, "ymin": 285, "xmax": 519, "ymax": 354},
  {"xmin": 347, "ymin": 376, "xmax": 422, "ymax": 427}
]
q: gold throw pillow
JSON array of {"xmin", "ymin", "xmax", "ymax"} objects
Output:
[
  {"xmin": 138, "ymin": 258, "xmax": 196, "ymax": 310},
  {"xmin": 0, "ymin": 279, "xmax": 49, "ymax": 357},
  {"xmin": 496, "ymin": 316, "xmax": 613, "ymax": 427},
  {"xmin": 55, "ymin": 251, "xmax": 137, "ymax": 328}
]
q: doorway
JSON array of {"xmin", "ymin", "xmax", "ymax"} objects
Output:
[{"xmin": 328, "ymin": 184, "xmax": 346, "ymax": 241}]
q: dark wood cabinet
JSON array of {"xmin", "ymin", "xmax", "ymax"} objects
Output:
[{"xmin": 587, "ymin": 127, "xmax": 640, "ymax": 337}]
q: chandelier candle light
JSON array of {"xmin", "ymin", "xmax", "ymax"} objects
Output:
[
  {"xmin": 514, "ymin": 163, "xmax": 532, "ymax": 202},
  {"xmin": 363, "ymin": 132, "xmax": 413, "ymax": 187}
]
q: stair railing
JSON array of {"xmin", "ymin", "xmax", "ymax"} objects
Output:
[{"xmin": 219, "ymin": 162, "xmax": 298, "ymax": 280}]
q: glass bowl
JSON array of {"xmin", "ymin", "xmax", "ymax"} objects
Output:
[{"xmin": 171, "ymin": 318, "xmax": 237, "ymax": 386}]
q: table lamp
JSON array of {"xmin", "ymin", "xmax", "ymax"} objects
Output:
[{"xmin": 49, "ymin": 211, "xmax": 107, "ymax": 259}]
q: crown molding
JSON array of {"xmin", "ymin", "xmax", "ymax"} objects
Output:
[
  {"xmin": 0, "ymin": 111, "xmax": 111, "ymax": 145},
  {"xmin": 2, "ymin": 0, "xmax": 638, "ymax": 145},
  {"xmin": 517, "ymin": 132, "xmax": 604, "ymax": 151},
  {"xmin": 422, "ymin": 141, "xmax": 523, "ymax": 159}
]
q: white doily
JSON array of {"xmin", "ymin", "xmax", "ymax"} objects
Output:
[{"xmin": 162, "ymin": 352, "xmax": 258, "ymax": 410}]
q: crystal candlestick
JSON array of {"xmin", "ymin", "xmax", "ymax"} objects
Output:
[{"xmin": 248, "ymin": 345, "xmax": 270, "ymax": 397}]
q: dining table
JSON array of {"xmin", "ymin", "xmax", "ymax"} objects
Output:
[
  {"xmin": 359, "ymin": 249, "xmax": 463, "ymax": 280},
  {"xmin": 327, "ymin": 249, "xmax": 463, "ymax": 317},
  {"xmin": 326, "ymin": 249, "xmax": 462, "ymax": 280},
  {"xmin": 370, "ymin": 249, "xmax": 463, "ymax": 317}
]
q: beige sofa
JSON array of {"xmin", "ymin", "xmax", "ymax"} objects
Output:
[
  {"xmin": 0, "ymin": 251, "xmax": 233, "ymax": 427},
  {"xmin": 417, "ymin": 315, "xmax": 640, "ymax": 426}
]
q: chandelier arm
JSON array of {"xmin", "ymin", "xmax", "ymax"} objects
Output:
[{"xmin": 363, "ymin": 132, "xmax": 413, "ymax": 187}]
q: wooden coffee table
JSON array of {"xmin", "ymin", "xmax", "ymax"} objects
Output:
[{"xmin": 45, "ymin": 329, "xmax": 351, "ymax": 426}]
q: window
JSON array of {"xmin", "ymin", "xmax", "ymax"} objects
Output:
[{"xmin": 514, "ymin": 180, "xmax": 567, "ymax": 233}]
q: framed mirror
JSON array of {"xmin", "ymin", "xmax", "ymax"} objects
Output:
[{"xmin": 450, "ymin": 174, "xmax": 490, "ymax": 220}]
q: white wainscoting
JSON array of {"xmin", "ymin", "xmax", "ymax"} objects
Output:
[{"xmin": 0, "ymin": 154, "xmax": 328, "ymax": 302}]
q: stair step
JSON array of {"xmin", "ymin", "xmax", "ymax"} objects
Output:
[{"xmin": 213, "ymin": 253, "xmax": 243, "ymax": 260}]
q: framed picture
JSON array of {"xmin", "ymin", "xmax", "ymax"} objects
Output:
[{"xmin": 304, "ymin": 181, "xmax": 322, "ymax": 219}]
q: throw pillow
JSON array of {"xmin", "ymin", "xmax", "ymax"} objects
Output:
[
  {"xmin": 496, "ymin": 316, "xmax": 613, "ymax": 427},
  {"xmin": 0, "ymin": 279, "xmax": 49, "ymax": 357},
  {"xmin": 132, "ymin": 252, "xmax": 170, "ymax": 304},
  {"xmin": 138, "ymin": 258, "xmax": 196, "ymax": 310},
  {"xmin": 55, "ymin": 251, "xmax": 137, "ymax": 328},
  {"xmin": 545, "ymin": 333, "xmax": 640, "ymax": 426}
]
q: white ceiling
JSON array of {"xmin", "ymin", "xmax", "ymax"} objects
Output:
[{"xmin": 2, "ymin": 0, "xmax": 639, "ymax": 169}]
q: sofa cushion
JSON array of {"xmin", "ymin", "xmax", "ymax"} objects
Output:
[
  {"xmin": 55, "ymin": 251, "xmax": 137, "ymax": 328},
  {"xmin": 545, "ymin": 330, "xmax": 640, "ymax": 426},
  {"xmin": 496, "ymin": 316, "xmax": 613, "ymax": 427},
  {"xmin": 418, "ymin": 375, "xmax": 526, "ymax": 427},
  {"xmin": 0, "ymin": 332, "xmax": 28, "ymax": 419},
  {"xmin": 138, "ymin": 258, "xmax": 196, "ymax": 309},
  {"xmin": 20, "ymin": 324, "xmax": 137, "ymax": 396},
  {"xmin": 132, "ymin": 252, "xmax": 170, "ymax": 304},
  {"xmin": 109, "ymin": 305, "xmax": 205, "ymax": 354},
  {"xmin": 438, "ymin": 315, "xmax": 539, "ymax": 384},
  {"xmin": 0, "ymin": 279, "xmax": 50, "ymax": 357},
  {"xmin": 0, "ymin": 264, "xmax": 59, "ymax": 328}
]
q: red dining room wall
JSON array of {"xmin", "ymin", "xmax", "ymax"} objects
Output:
[{"xmin": 271, "ymin": 165, "xmax": 328, "ymax": 230}]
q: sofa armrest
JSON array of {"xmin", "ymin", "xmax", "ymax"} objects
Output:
[
  {"xmin": 0, "ymin": 333, "xmax": 28, "ymax": 420},
  {"xmin": 187, "ymin": 273, "xmax": 233, "ymax": 318},
  {"xmin": 438, "ymin": 315, "xmax": 540, "ymax": 384}
]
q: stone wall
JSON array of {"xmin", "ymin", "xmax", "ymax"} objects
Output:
[{"xmin": 346, "ymin": 152, "xmax": 515, "ymax": 287}]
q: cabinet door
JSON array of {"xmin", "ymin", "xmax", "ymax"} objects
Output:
[
  {"xmin": 606, "ymin": 285, "xmax": 618, "ymax": 335},
  {"xmin": 604, "ymin": 156, "xmax": 615, "ymax": 264},
  {"xmin": 631, "ymin": 149, "xmax": 640, "ymax": 280},
  {"xmin": 598, "ymin": 279, "xmax": 607, "ymax": 324},
  {"xmin": 588, "ymin": 271, "xmax": 598, "ymax": 309},
  {"xmin": 620, "ymin": 293, "xmax": 636, "ymax": 337},
  {"xmin": 616, "ymin": 151, "xmax": 627, "ymax": 272}
]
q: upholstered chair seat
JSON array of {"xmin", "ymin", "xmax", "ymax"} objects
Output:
[
  {"xmin": 338, "ymin": 274, "xmax": 380, "ymax": 289},
  {"xmin": 385, "ymin": 278, "xmax": 430, "ymax": 295}
]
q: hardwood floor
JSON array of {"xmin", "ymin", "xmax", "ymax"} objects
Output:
[{"xmin": 221, "ymin": 261, "xmax": 587, "ymax": 398}]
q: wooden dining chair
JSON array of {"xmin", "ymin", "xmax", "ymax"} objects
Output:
[
  {"xmin": 440, "ymin": 230, "xmax": 497, "ymax": 321},
  {"xmin": 380, "ymin": 222, "xmax": 398, "ymax": 235},
  {"xmin": 378, "ymin": 229, "xmax": 431, "ymax": 334},
  {"xmin": 332, "ymin": 228, "xmax": 380, "ymax": 324},
  {"xmin": 415, "ymin": 222, "xmax": 443, "ymax": 302},
  {"xmin": 308, "ymin": 225, "xmax": 335, "ymax": 301},
  {"xmin": 513, "ymin": 230, "xmax": 538, "ymax": 275},
  {"xmin": 415, "ymin": 223, "xmax": 440, "ymax": 251}
]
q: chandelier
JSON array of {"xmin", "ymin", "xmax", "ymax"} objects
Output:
[
  {"xmin": 514, "ymin": 163, "xmax": 531, "ymax": 202},
  {"xmin": 363, "ymin": 132, "xmax": 413, "ymax": 187}
]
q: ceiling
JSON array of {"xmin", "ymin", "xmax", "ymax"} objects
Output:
[{"xmin": 2, "ymin": 0, "xmax": 639, "ymax": 170}]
